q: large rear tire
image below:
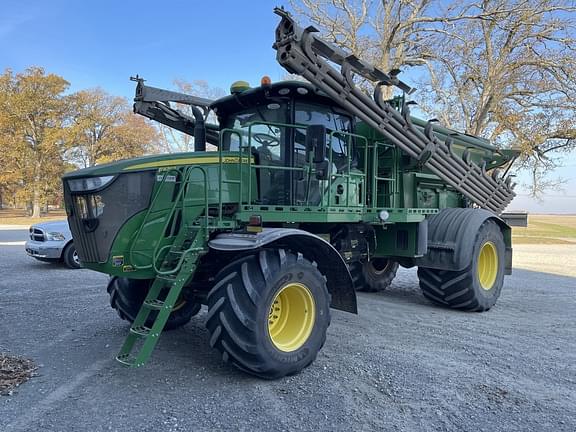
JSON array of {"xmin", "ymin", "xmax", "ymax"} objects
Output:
[
  {"xmin": 350, "ymin": 258, "xmax": 399, "ymax": 292},
  {"xmin": 206, "ymin": 249, "xmax": 331, "ymax": 379},
  {"xmin": 107, "ymin": 277, "xmax": 201, "ymax": 330},
  {"xmin": 417, "ymin": 220, "xmax": 505, "ymax": 312}
]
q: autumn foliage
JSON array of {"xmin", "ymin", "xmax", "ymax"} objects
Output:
[{"xmin": 0, "ymin": 67, "xmax": 158, "ymax": 217}]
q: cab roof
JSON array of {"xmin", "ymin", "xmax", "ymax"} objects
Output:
[{"xmin": 210, "ymin": 81, "xmax": 337, "ymax": 118}]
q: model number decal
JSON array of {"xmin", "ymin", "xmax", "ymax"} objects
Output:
[{"xmin": 157, "ymin": 175, "xmax": 177, "ymax": 182}]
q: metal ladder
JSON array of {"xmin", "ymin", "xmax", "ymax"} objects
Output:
[{"xmin": 273, "ymin": 8, "xmax": 515, "ymax": 214}]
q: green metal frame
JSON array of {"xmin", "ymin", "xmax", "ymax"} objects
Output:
[
  {"xmin": 116, "ymin": 227, "xmax": 207, "ymax": 367},
  {"xmin": 217, "ymin": 121, "xmax": 371, "ymax": 210}
]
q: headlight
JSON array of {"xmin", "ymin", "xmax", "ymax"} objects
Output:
[
  {"xmin": 46, "ymin": 232, "xmax": 66, "ymax": 241},
  {"xmin": 68, "ymin": 176, "xmax": 114, "ymax": 192}
]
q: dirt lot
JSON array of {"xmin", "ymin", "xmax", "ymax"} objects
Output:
[{"xmin": 1, "ymin": 228, "xmax": 575, "ymax": 432}]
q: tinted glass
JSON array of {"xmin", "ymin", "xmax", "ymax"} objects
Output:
[
  {"xmin": 222, "ymin": 103, "xmax": 286, "ymax": 154},
  {"xmin": 295, "ymin": 103, "xmax": 352, "ymax": 168}
]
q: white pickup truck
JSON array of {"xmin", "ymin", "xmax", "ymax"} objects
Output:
[{"xmin": 24, "ymin": 220, "xmax": 80, "ymax": 269}]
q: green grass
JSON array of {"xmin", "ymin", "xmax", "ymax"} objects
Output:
[
  {"xmin": 512, "ymin": 215, "xmax": 576, "ymax": 244},
  {"xmin": 0, "ymin": 209, "xmax": 66, "ymax": 225}
]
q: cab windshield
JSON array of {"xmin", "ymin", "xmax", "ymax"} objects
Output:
[{"xmin": 222, "ymin": 103, "xmax": 287, "ymax": 156}]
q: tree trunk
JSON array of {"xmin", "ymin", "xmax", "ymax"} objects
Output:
[{"xmin": 32, "ymin": 188, "xmax": 41, "ymax": 218}]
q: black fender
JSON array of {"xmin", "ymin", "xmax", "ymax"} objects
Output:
[
  {"xmin": 209, "ymin": 228, "xmax": 357, "ymax": 313},
  {"xmin": 415, "ymin": 208, "xmax": 512, "ymax": 274}
]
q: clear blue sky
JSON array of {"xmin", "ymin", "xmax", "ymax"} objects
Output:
[
  {"xmin": 0, "ymin": 0, "xmax": 285, "ymax": 98},
  {"xmin": 1, "ymin": 0, "xmax": 574, "ymax": 213}
]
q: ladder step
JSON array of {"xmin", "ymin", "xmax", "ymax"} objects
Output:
[
  {"xmin": 130, "ymin": 325, "xmax": 152, "ymax": 337},
  {"xmin": 144, "ymin": 299, "xmax": 168, "ymax": 310},
  {"xmin": 116, "ymin": 354, "xmax": 138, "ymax": 367}
]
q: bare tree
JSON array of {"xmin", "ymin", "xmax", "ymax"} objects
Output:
[
  {"xmin": 290, "ymin": 0, "xmax": 576, "ymax": 196},
  {"xmin": 290, "ymin": 1, "xmax": 505, "ymax": 95},
  {"xmin": 418, "ymin": 0, "xmax": 576, "ymax": 197},
  {"xmin": 156, "ymin": 79, "xmax": 225, "ymax": 153}
]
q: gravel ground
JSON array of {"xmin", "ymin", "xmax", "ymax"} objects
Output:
[{"xmin": 1, "ymin": 229, "xmax": 575, "ymax": 432}]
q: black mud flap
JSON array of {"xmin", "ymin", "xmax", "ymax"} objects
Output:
[{"xmin": 415, "ymin": 208, "xmax": 512, "ymax": 274}]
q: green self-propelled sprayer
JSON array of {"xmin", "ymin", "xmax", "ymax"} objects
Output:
[{"xmin": 62, "ymin": 8, "xmax": 522, "ymax": 379}]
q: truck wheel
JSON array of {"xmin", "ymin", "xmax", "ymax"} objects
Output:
[
  {"xmin": 107, "ymin": 277, "xmax": 201, "ymax": 330},
  {"xmin": 206, "ymin": 249, "xmax": 331, "ymax": 379},
  {"xmin": 62, "ymin": 243, "xmax": 81, "ymax": 269},
  {"xmin": 417, "ymin": 220, "xmax": 505, "ymax": 312},
  {"xmin": 350, "ymin": 258, "xmax": 399, "ymax": 292}
]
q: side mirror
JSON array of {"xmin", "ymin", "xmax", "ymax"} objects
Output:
[{"xmin": 305, "ymin": 125, "xmax": 328, "ymax": 180}]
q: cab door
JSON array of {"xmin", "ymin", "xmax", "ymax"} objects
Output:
[{"xmin": 293, "ymin": 103, "xmax": 356, "ymax": 206}]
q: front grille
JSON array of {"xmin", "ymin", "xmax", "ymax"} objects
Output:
[
  {"xmin": 29, "ymin": 228, "xmax": 45, "ymax": 242},
  {"xmin": 68, "ymin": 217, "xmax": 100, "ymax": 262},
  {"xmin": 64, "ymin": 171, "xmax": 156, "ymax": 263}
]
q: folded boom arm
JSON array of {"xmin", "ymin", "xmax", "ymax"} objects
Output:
[
  {"xmin": 131, "ymin": 76, "xmax": 220, "ymax": 147},
  {"xmin": 272, "ymin": 8, "xmax": 516, "ymax": 213}
]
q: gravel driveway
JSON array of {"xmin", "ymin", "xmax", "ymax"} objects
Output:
[{"xmin": 1, "ymin": 229, "xmax": 575, "ymax": 432}]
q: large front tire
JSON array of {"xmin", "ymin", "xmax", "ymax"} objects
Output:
[
  {"xmin": 206, "ymin": 249, "xmax": 331, "ymax": 379},
  {"xmin": 107, "ymin": 277, "xmax": 201, "ymax": 330},
  {"xmin": 417, "ymin": 220, "xmax": 505, "ymax": 312}
]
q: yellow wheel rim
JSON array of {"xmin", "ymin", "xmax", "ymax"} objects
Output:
[
  {"xmin": 268, "ymin": 282, "xmax": 316, "ymax": 352},
  {"xmin": 171, "ymin": 298, "xmax": 186, "ymax": 312},
  {"xmin": 477, "ymin": 241, "xmax": 498, "ymax": 290}
]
